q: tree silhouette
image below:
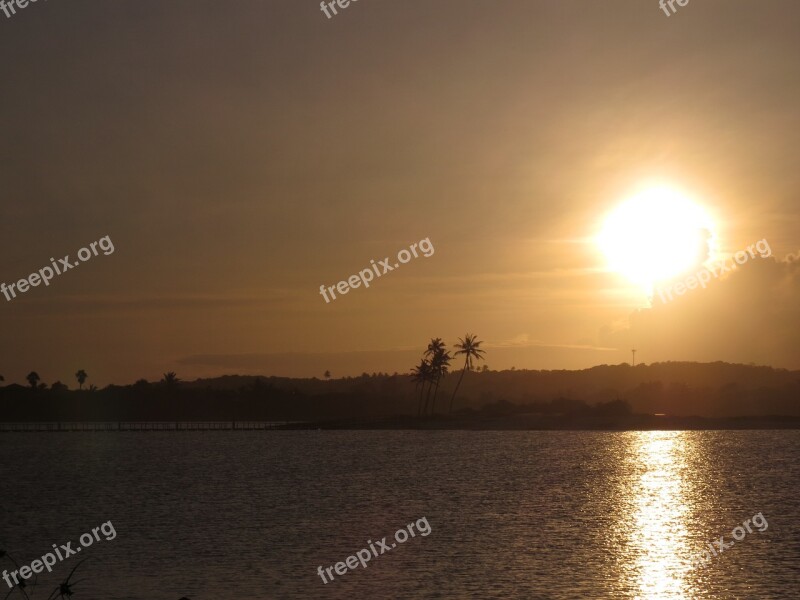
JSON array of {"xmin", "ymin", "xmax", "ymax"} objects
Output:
[
  {"xmin": 430, "ymin": 350, "xmax": 450, "ymax": 414},
  {"xmin": 410, "ymin": 359, "xmax": 433, "ymax": 418},
  {"xmin": 161, "ymin": 372, "xmax": 180, "ymax": 387},
  {"xmin": 75, "ymin": 369, "xmax": 88, "ymax": 390},
  {"xmin": 161, "ymin": 372, "xmax": 180, "ymax": 429},
  {"xmin": 324, "ymin": 370, "xmax": 331, "ymax": 380},
  {"xmin": 26, "ymin": 371, "xmax": 40, "ymax": 389},
  {"xmin": 449, "ymin": 334, "xmax": 486, "ymax": 413},
  {"xmin": 51, "ymin": 381, "xmax": 69, "ymax": 393},
  {"xmin": 46, "ymin": 557, "xmax": 89, "ymax": 599},
  {"xmin": 422, "ymin": 339, "xmax": 442, "ymax": 415},
  {"xmin": 423, "ymin": 338, "xmax": 450, "ymax": 415}
]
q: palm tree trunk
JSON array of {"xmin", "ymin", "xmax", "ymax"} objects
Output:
[
  {"xmin": 431, "ymin": 376, "xmax": 441, "ymax": 415},
  {"xmin": 449, "ymin": 360, "xmax": 468, "ymax": 414},
  {"xmin": 423, "ymin": 379, "xmax": 434, "ymax": 416}
]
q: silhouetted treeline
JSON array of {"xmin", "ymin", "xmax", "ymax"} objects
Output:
[{"xmin": 1, "ymin": 362, "xmax": 799, "ymax": 421}]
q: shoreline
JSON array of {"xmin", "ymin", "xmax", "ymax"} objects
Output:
[{"xmin": 3, "ymin": 414, "xmax": 800, "ymax": 432}]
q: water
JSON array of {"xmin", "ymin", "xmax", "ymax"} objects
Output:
[{"xmin": 1, "ymin": 431, "xmax": 798, "ymax": 599}]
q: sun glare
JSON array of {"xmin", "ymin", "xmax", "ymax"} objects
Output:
[{"xmin": 597, "ymin": 187, "xmax": 716, "ymax": 291}]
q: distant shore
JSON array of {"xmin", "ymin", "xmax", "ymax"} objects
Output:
[
  {"xmin": 282, "ymin": 413, "xmax": 800, "ymax": 430},
  {"xmin": 4, "ymin": 363, "xmax": 800, "ymax": 424},
  {"xmin": 3, "ymin": 414, "xmax": 800, "ymax": 432}
]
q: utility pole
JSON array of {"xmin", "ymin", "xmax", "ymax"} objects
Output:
[{"xmin": 631, "ymin": 349, "xmax": 637, "ymax": 367}]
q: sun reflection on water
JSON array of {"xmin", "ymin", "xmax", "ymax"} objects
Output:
[{"xmin": 622, "ymin": 431, "xmax": 701, "ymax": 599}]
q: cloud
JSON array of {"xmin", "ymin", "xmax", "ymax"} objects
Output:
[{"xmin": 600, "ymin": 254, "xmax": 800, "ymax": 368}]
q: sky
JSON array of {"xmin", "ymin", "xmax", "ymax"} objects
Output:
[{"xmin": 1, "ymin": 0, "xmax": 799, "ymax": 386}]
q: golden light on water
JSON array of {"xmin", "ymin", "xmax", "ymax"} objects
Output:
[
  {"xmin": 632, "ymin": 432, "xmax": 691, "ymax": 597},
  {"xmin": 619, "ymin": 431, "xmax": 701, "ymax": 599}
]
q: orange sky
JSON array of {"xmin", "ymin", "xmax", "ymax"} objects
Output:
[{"xmin": 1, "ymin": 1, "xmax": 799, "ymax": 386}]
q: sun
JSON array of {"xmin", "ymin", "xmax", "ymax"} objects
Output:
[{"xmin": 597, "ymin": 187, "xmax": 716, "ymax": 291}]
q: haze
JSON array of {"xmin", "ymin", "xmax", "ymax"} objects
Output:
[{"xmin": 1, "ymin": 0, "xmax": 799, "ymax": 386}]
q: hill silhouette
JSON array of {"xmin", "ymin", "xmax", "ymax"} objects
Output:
[{"xmin": 1, "ymin": 361, "xmax": 799, "ymax": 423}]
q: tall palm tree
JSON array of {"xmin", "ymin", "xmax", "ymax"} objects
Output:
[
  {"xmin": 449, "ymin": 334, "xmax": 486, "ymax": 414},
  {"xmin": 410, "ymin": 359, "xmax": 432, "ymax": 417},
  {"xmin": 26, "ymin": 371, "xmax": 40, "ymax": 389},
  {"xmin": 75, "ymin": 369, "xmax": 88, "ymax": 390},
  {"xmin": 430, "ymin": 349, "xmax": 451, "ymax": 415},
  {"xmin": 422, "ymin": 339, "xmax": 443, "ymax": 415},
  {"xmin": 423, "ymin": 339, "xmax": 451, "ymax": 415},
  {"xmin": 424, "ymin": 338, "xmax": 445, "ymax": 360}
]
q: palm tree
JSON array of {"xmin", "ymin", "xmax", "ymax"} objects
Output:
[
  {"xmin": 430, "ymin": 349, "xmax": 451, "ymax": 415},
  {"xmin": 161, "ymin": 372, "xmax": 180, "ymax": 429},
  {"xmin": 422, "ymin": 339, "xmax": 443, "ymax": 415},
  {"xmin": 75, "ymin": 369, "xmax": 88, "ymax": 390},
  {"xmin": 26, "ymin": 371, "xmax": 40, "ymax": 389},
  {"xmin": 449, "ymin": 333, "xmax": 486, "ymax": 413},
  {"xmin": 410, "ymin": 359, "xmax": 432, "ymax": 417},
  {"xmin": 423, "ymin": 339, "xmax": 451, "ymax": 415},
  {"xmin": 161, "ymin": 372, "xmax": 180, "ymax": 387},
  {"xmin": 324, "ymin": 370, "xmax": 331, "ymax": 380}
]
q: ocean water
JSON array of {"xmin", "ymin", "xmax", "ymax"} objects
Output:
[{"xmin": 1, "ymin": 431, "xmax": 798, "ymax": 599}]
